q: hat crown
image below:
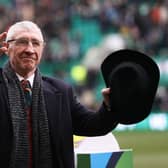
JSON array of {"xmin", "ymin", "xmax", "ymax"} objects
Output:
[{"xmin": 109, "ymin": 62, "xmax": 149, "ymax": 88}]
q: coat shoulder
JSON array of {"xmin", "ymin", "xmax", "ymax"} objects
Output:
[{"xmin": 42, "ymin": 76, "xmax": 72, "ymax": 92}]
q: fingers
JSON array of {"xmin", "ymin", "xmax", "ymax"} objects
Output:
[
  {"xmin": 101, "ymin": 88, "xmax": 110, "ymax": 106},
  {"xmin": 0, "ymin": 32, "xmax": 7, "ymax": 42},
  {"xmin": 102, "ymin": 88, "xmax": 110, "ymax": 94},
  {"xmin": 0, "ymin": 32, "xmax": 7, "ymax": 55},
  {"xmin": 0, "ymin": 46, "xmax": 8, "ymax": 55}
]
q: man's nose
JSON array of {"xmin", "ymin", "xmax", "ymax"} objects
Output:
[{"xmin": 24, "ymin": 42, "xmax": 35, "ymax": 53}]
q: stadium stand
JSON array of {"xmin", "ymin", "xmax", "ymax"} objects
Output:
[{"xmin": 1, "ymin": 0, "xmax": 168, "ymax": 113}]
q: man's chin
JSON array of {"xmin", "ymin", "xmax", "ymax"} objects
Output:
[{"xmin": 20, "ymin": 64, "xmax": 36, "ymax": 75}]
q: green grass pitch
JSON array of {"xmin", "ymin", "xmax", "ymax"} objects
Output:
[{"xmin": 113, "ymin": 131, "xmax": 168, "ymax": 168}]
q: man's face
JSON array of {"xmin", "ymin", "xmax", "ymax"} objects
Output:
[{"xmin": 6, "ymin": 29, "xmax": 44, "ymax": 77}]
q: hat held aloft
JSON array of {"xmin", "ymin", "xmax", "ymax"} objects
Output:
[{"xmin": 101, "ymin": 49, "xmax": 160, "ymax": 124}]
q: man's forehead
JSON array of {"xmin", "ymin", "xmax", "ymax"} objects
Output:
[{"xmin": 12, "ymin": 29, "xmax": 43, "ymax": 40}]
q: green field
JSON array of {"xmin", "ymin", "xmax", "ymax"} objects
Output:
[{"xmin": 113, "ymin": 131, "xmax": 168, "ymax": 168}]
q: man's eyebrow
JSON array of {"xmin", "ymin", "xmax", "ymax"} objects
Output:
[{"xmin": 8, "ymin": 37, "xmax": 42, "ymax": 41}]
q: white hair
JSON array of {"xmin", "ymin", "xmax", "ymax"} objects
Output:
[{"xmin": 6, "ymin": 20, "xmax": 44, "ymax": 42}]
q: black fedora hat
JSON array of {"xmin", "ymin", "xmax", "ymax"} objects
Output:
[{"xmin": 101, "ymin": 49, "xmax": 160, "ymax": 124}]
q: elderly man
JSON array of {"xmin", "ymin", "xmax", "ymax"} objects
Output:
[{"xmin": 0, "ymin": 21, "xmax": 118, "ymax": 168}]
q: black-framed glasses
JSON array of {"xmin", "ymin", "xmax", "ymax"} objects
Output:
[{"xmin": 7, "ymin": 38, "xmax": 45, "ymax": 48}]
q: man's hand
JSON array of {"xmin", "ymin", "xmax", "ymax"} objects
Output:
[
  {"xmin": 0, "ymin": 32, "xmax": 7, "ymax": 55},
  {"xmin": 101, "ymin": 88, "xmax": 111, "ymax": 108}
]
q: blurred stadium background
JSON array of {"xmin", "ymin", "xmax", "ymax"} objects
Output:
[{"xmin": 0, "ymin": 0, "xmax": 168, "ymax": 167}]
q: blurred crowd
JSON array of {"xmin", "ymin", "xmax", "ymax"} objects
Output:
[{"xmin": 1, "ymin": 0, "xmax": 168, "ymax": 112}]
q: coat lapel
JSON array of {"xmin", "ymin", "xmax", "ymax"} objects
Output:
[
  {"xmin": 43, "ymin": 80, "xmax": 62, "ymax": 139},
  {"xmin": 42, "ymin": 80, "xmax": 64, "ymax": 166}
]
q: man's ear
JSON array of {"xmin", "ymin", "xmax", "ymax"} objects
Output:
[
  {"xmin": 2, "ymin": 41, "xmax": 8, "ymax": 47},
  {"xmin": 2, "ymin": 42, "xmax": 9, "ymax": 56}
]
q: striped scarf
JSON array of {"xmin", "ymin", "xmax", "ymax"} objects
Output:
[{"xmin": 2, "ymin": 62, "xmax": 53, "ymax": 168}]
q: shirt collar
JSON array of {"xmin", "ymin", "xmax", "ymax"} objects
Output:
[{"xmin": 16, "ymin": 73, "xmax": 35, "ymax": 88}]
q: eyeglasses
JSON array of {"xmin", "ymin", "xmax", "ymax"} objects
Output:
[{"xmin": 7, "ymin": 38, "xmax": 45, "ymax": 48}]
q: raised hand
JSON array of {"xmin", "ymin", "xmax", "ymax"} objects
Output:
[{"xmin": 0, "ymin": 32, "xmax": 7, "ymax": 56}]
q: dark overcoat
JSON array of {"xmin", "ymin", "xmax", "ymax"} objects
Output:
[{"xmin": 0, "ymin": 68, "xmax": 117, "ymax": 168}]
